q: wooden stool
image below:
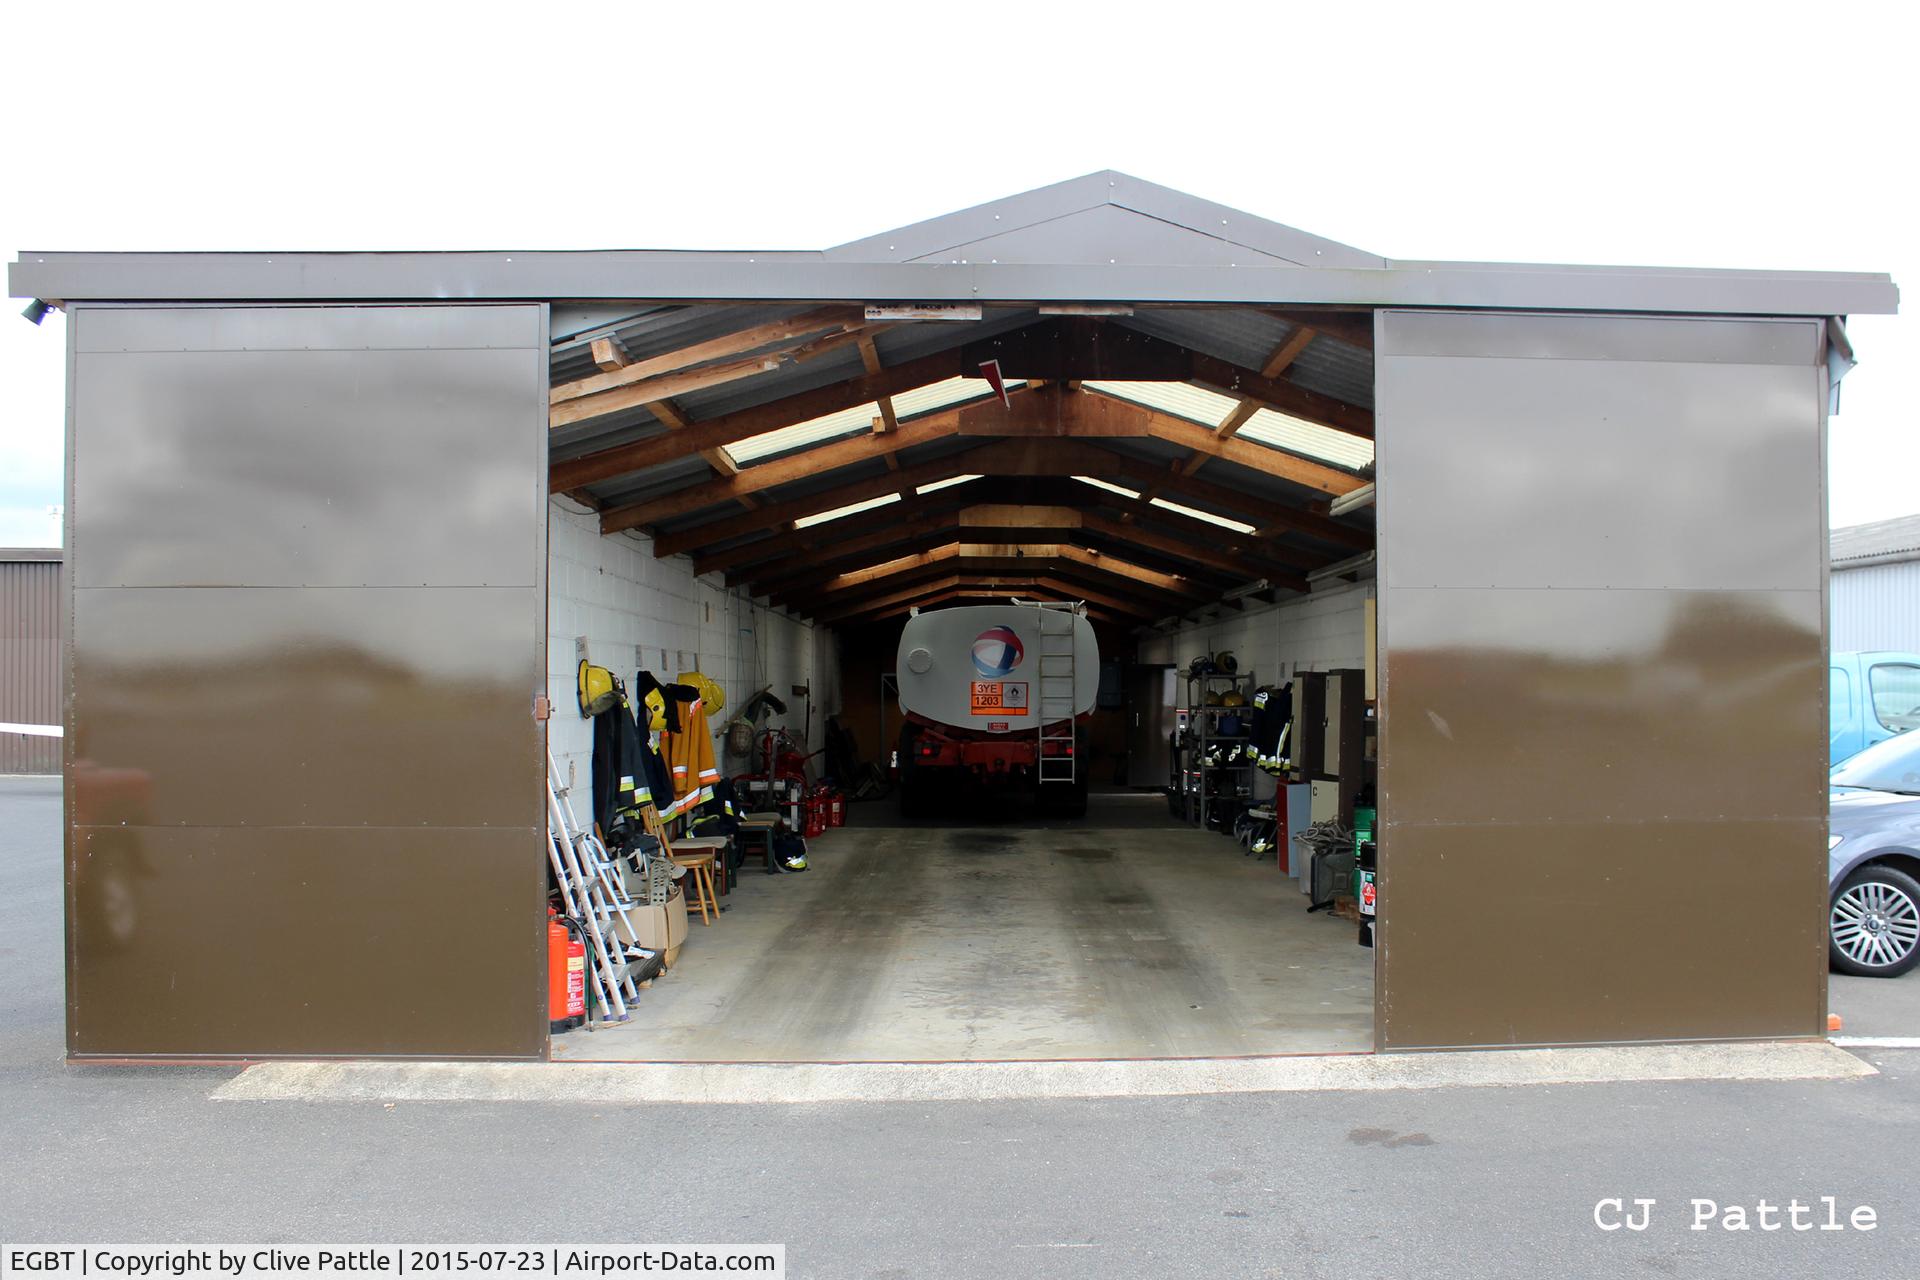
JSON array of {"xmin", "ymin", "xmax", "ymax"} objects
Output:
[
  {"xmin": 668, "ymin": 848, "xmax": 720, "ymax": 926},
  {"xmin": 673, "ymin": 835, "xmax": 731, "ymax": 897},
  {"xmin": 737, "ymin": 813, "xmax": 780, "ymax": 873}
]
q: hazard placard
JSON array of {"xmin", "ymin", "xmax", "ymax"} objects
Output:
[{"xmin": 970, "ymin": 680, "xmax": 1029, "ymax": 715}]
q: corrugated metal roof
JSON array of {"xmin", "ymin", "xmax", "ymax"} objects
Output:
[
  {"xmin": 1833, "ymin": 514, "xmax": 1920, "ymax": 565},
  {"xmin": 1114, "ymin": 309, "xmax": 1374, "ymax": 410},
  {"xmin": 1287, "ymin": 334, "xmax": 1373, "ymax": 408},
  {"xmin": 1236, "ymin": 408, "xmax": 1373, "ymax": 471},
  {"xmin": 589, "ymin": 452, "xmax": 715, "ymax": 509},
  {"xmin": 1117, "ymin": 308, "xmax": 1291, "ymax": 373}
]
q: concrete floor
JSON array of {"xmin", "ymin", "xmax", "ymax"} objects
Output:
[{"xmin": 563, "ymin": 791, "xmax": 1375, "ymax": 1061}]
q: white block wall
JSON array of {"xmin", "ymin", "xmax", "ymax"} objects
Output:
[
  {"xmin": 546, "ymin": 498, "xmax": 833, "ymax": 819},
  {"xmin": 1138, "ymin": 580, "xmax": 1374, "ymax": 800},
  {"xmin": 1138, "ymin": 579, "xmax": 1373, "ymax": 679}
]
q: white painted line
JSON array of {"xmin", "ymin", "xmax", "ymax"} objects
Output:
[
  {"xmin": 0, "ymin": 722, "xmax": 61, "ymax": 738},
  {"xmin": 211, "ymin": 1041, "xmax": 1874, "ymax": 1105},
  {"xmin": 1831, "ymin": 1036, "xmax": 1920, "ymax": 1048}
]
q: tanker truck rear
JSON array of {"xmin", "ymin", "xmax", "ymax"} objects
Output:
[{"xmin": 894, "ymin": 601, "xmax": 1099, "ymax": 817}]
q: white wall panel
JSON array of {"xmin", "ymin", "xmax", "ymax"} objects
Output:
[
  {"xmin": 1832, "ymin": 561, "xmax": 1920, "ymax": 653},
  {"xmin": 545, "ymin": 499, "xmax": 826, "ymax": 818}
]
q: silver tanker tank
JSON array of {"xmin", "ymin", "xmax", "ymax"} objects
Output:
[{"xmin": 896, "ymin": 603, "xmax": 1100, "ymax": 731}]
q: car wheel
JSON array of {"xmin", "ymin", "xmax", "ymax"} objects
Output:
[{"xmin": 1830, "ymin": 864, "xmax": 1920, "ymax": 977}]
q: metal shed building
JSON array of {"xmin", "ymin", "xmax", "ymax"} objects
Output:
[
  {"xmin": 1831, "ymin": 514, "xmax": 1920, "ymax": 652},
  {"xmin": 9, "ymin": 172, "xmax": 1899, "ymax": 1062},
  {"xmin": 1, "ymin": 548, "xmax": 62, "ymax": 776}
]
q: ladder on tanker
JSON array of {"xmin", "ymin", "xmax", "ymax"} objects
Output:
[{"xmin": 1022, "ymin": 598, "xmax": 1083, "ymax": 786}]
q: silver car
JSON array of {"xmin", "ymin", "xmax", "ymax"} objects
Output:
[{"xmin": 1829, "ymin": 729, "xmax": 1920, "ymax": 976}]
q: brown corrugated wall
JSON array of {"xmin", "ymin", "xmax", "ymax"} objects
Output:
[{"xmin": 1, "ymin": 553, "xmax": 62, "ymax": 774}]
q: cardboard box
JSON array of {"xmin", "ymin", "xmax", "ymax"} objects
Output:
[{"xmin": 617, "ymin": 883, "xmax": 689, "ymax": 957}]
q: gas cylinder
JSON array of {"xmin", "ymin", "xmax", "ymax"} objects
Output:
[{"xmin": 548, "ymin": 914, "xmax": 586, "ymax": 1031}]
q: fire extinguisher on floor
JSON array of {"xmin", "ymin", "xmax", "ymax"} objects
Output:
[
  {"xmin": 548, "ymin": 912, "xmax": 587, "ymax": 1032},
  {"xmin": 827, "ymin": 788, "xmax": 846, "ymax": 828}
]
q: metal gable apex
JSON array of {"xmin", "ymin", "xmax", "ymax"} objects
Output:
[{"xmin": 825, "ymin": 171, "xmax": 1385, "ymax": 270}]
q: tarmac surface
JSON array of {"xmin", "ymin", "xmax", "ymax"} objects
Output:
[{"xmin": 4, "ymin": 775, "xmax": 1918, "ymax": 1278}]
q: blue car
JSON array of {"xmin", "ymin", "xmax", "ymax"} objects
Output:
[
  {"xmin": 1830, "ymin": 651, "xmax": 1920, "ymax": 765},
  {"xmin": 1829, "ymin": 730, "xmax": 1920, "ymax": 976}
]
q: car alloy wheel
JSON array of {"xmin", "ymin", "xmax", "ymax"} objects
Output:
[{"xmin": 1831, "ymin": 868, "xmax": 1920, "ymax": 976}]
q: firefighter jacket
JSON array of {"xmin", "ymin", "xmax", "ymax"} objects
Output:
[
  {"xmin": 633, "ymin": 670, "xmax": 672, "ymax": 733},
  {"xmin": 591, "ymin": 691, "xmax": 678, "ymax": 841},
  {"xmin": 1248, "ymin": 684, "xmax": 1294, "ymax": 777},
  {"xmin": 662, "ymin": 695, "xmax": 722, "ymax": 816},
  {"xmin": 590, "ymin": 693, "xmax": 645, "ymax": 837}
]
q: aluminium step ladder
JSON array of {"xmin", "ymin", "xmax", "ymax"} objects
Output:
[
  {"xmin": 547, "ymin": 748, "xmax": 656, "ymax": 1023},
  {"xmin": 1021, "ymin": 598, "xmax": 1084, "ymax": 787}
]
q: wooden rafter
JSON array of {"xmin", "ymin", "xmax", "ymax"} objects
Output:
[
  {"xmin": 832, "ymin": 583, "xmax": 1133, "ymax": 626},
  {"xmin": 1081, "ymin": 485, "xmax": 1320, "ymax": 570},
  {"xmin": 645, "ymin": 398, "xmax": 748, "ymax": 501},
  {"xmin": 553, "ymin": 307, "xmax": 859, "ymax": 406},
  {"xmin": 690, "ymin": 490, "xmax": 975, "ymax": 578},
  {"xmin": 799, "ymin": 543, "xmax": 1209, "ymax": 606},
  {"xmin": 858, "ymin": 334, "xmax": 899, "ymax": 434},
  {"xmin": 744, "ymin": 507, "xmax": 1085, "ymax": 594},
  {"xmin": 640, "ymin": 445, "xmax": 998, "ymax": 552},
  {"xmin": 1186, "ymin": 352, "xmax": 1373, "ymax": 440},
  {"xmin": 1082, "ymin": 392, "xmax": 1355, "ymax": 496},
  {"xmin": 551, "ymin": 350, "xmax": 963, "ymax": 492},
  {"xmin": 590, "ymin": 335, "xmax": 632, "ymax": 372},
  {"xmin": 603, "ymin": 385, "xmax": 1359, "ymax": 535},
  {"xmin": 753, "ymin": 506, "xmax": 1287, "ymax": 602},
  {"xmin": 551, "ymin": 327, "xmax": 868, "ymax": 430},
  {"xmin": 805, "ymin": 552, "xmax": 1174, "ymax": 614},
  {"xmin": 551, "ymin": 318, "xmax": 1373, "ymax": 490},
  {"xmin": 605, "ymin": 384, "xmax": 1036, "ymax": 529},
  {"xmin": 823, "ymin": 562, "xmax": 1179, "ymax": 623},
  {"xmin": 1154, "ymin": 465, "xmax": 1370, "ymax": 552},
  {"xmin": 761, "ymin": 526, "xmax": 1171, "ymax": 605},
  {"xmin": 645, "ymin": 437, "xmax": 1370, "ymax": 557},
  {"xmin": 818, "ymin": 573, "xmax": 1030, "ymax": 623},
  {"xmin": 1215, "ymin": 325, "xmax": 1318, "ymax": 442},
  {"xmin": 1077, "ymin": 513, "xmax": 1307, "ymax": 593},
  {"xmin": 1265, "ymin": 309, "xmax": 1374, "ymax": 350}
]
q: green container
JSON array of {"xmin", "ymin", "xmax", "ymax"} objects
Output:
[{"xmin": 1352, "ymin": 806, "xmax": 1376, "ymax": 897}]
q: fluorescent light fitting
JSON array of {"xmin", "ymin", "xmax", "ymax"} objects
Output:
[
  {"xmin": 1329, "ymin": 483, "xmax": 1376, "ymax": 517},
  {"xmin": 1306, "ymin": 551, "xmax": 1377, "ymax": 584},
  {"xmin": 1150, "ymin": 497, "xmax": 1256, "ymax": 533},
  {"xmin": 1073, "ymin": 475, "xmax": 1141, "ymax": 499},
  {"xmin": 794, "ymin": 493, "xmax": 901, "ymax": 529},
  {"xmin": 915, "ymin": 474, "xmax": 981, "ymax": 495}
]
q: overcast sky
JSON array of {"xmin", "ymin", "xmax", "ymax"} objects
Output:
[{"xmin": 3, "ymin": 1, "xmax": 1910, "ymax": 547}]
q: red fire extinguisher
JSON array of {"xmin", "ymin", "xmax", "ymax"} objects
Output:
[
  {"xmin": 548, "ymin": 913, "xmax": 586, "ymax": 1032},
  {"xmin": 804, "ymin": 788, "xmax": 828, "ymax": 838},
  {"xmin": 828, "ymin": 788, "xmax": 846, "ymax": 828}
]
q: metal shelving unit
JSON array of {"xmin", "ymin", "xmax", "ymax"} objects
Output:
[{"xmin": 1180, "ymin": 671, "xmax": 1255, "ymax": 829}]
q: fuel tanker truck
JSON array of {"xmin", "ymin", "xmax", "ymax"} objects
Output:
[{"xmin": 894, "ymin": 600, "xmax": 1099, "ymax": 817}]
